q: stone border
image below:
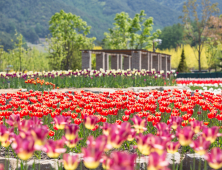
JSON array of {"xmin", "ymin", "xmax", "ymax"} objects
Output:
[{"xmin": 0, "ymin": 152, "xmax": 215, "ymax": 170}]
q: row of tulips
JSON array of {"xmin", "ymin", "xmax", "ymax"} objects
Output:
[
  {"xmin": 0, "ymin": 89, "xmax": 222, "ymax": 169},
  {"xmin": 0, "ymin": 69, "xmax": 176, "ymax": 89},
  {"xmin": 176, "ymin": 78, "xmax": 222, "ymax": 93},
  {"xmin": 176, "ymin": 78, "xmax": 222, "ymax": 86},
  {"xmin": 2, "ymin": 114, "xmax": 222, "ymax": 170}
]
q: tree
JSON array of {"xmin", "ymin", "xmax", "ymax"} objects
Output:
[
  {"xmin": 0, "ymin": 31, "xmax": 15, "ymax": 51},
  {"xmin": 48, "ymin": 10, "xmax": 96, "ymax": 70},
  {"xmin": 158, "ymin": 24, "xmax": 184, "ymax": 50},
  {"xmin": 0, "ymin": 45, "xmax": 4, "ymax": 71},
  {"xmin": 205, "ymin": 38, "xmax": 221, "ymax": 72},
  {"xmin": 181, "ymin": 0, "xmax": 219, "ymax": 72},
  {"xmin": 12, "ymin": 32, "xmax": 26, "ymax": 71},
  {"xmin": 46, "ymin": 37, "xmax": 65, "ymax": 70},
  {"xmin": 177, "ymin": 49, "xmax": 189, "ymax": 72},
  {"xmin": 203, "ymin": 15, "xmax": 222, "ymax": 43},
  {"xmin": 103, "ymin": 10, "xmax": 161, "ymax": 50}
]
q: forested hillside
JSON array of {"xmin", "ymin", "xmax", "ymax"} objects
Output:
[
  {"xmin": 0, "ymin": 0, "xmax": 221, "ymax": 46},
  {"xmin": 156, "ymin": 0, "xmax": 222, "ymax": 13},
  {"xmin": 0, "ymin": 0, "xmax": 182, "ymax": 44}
]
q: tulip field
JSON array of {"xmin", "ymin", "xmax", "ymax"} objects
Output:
[
  {"xmin": 0, "ymin": 88, "xmax": 222, "ymax": 170},
  {"xmin": 0, "ymin": 69, "xmax": 176, "ymax": 90}
]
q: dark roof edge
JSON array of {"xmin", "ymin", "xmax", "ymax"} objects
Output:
[{"xmin": 80, "ymin": 49, "xmax": 171, "ymax": 56}]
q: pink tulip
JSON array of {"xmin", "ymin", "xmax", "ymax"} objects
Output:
[
  {"xmin": 18, "ymin": 119, "xmax": 33, "ymax": 132},
  {"xmin": 82, "ymin": 135, "xmax": 107, "ymax": 169},
  {"xmin": 148, "ymin": 152, "xmax": 170, "ymax": 170},
  {"xmin": 151, "ymin": 136, "xmax": 170, "ymax": 155},
  {"xmin": 109, "ymin": 151, "xmax": 137, "ymax": 170},
  {"xmin": 31, "ymin": 126, "xmax": 49, "ymax": 150},
  {"xmin": 168, "ymin": 116, "xmax": 182, "ymax": 130},
  {"xmin": 157, "ymin": 129, "xmax": 174, "ymax": 140},
  {"xmin": 84, "ymin": 115, "xmax": 98, "ymax": 130},
  {"xmin": 131, "ymin": 115, "xmax": 147, "ymax": 133},
  {"xmin": 0, "ymin": 125, "xmax": 10, "ymax": 142},
  {"xmin": 63, "ymin": 153, "xmax": 79, "ymax": 170},
  {"xmin": 65, "ymin": 137, "xmax": 81, "ymax": 148},
  {"xmin": 136, "ymin": 133, "xmax": 153, "ymax": 155},
  {"xmin": 64, "ymin": 124, "xmax": 79, "ymax": 140},
  {"xmin": 190, "ymin": 120, "xmax": 203, "ymax": 133},
  {"xmin": 166, "ymin": 141, "xmax": 180, "ymax": 154},
  {"xmin": 0, "ymin": 164, "xmax": 4, "ymax": 170},
  {"xmin": 108, "ymin": 122, "xmax": 131, "ymax": 149},
  {"xmin": 176, "ymin": 126, "xmax": 194, "ymax": 146},
  {"xmin": 190, "ymin": 136, "xmax": 211, "ymax": 155},
  {"xmin": 155, "ymin": 122, "xmax": 170, "ymax": 132},
  {"xmin": 43, "ymin": 139, "xmax": 66, "ymax": 158},
  {"xmin": 202, "ymin": 126, "xmax": 219, "ymax": 143},
  {"xmin": 12, "ymin": 135, "xmax": 35, "ymax": 160},
  {"xmin": 127, "ymin": 128, "xmax": 137, "ymax": 141},
  {"xmin": 100, "ymin": 122, "xmax": 111, "ymax": 136},
  {"xmin": 29, "ymin": 117, "xmax": 43, "ymax": 127},
  {"xmin": 205, "ymin": 147, "xmax": 222, "ymax": 169},
  {"xmin": 6, "ymin": 114, "xmax": 20, "ymax": 127},
  {"xmin": 52, "ymin": 115, "xmax": 71, "ymax": 130}
]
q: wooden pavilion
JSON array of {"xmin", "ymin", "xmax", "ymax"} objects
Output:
[{"xmin": 81, "ymin": 49, "xmax": 171, "ymax": 75}]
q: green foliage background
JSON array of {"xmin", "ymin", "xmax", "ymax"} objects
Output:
[{"xmin": 0, "ymin": 0, "xmax": 184, "ymax": 45}]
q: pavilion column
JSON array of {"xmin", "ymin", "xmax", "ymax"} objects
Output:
[
  {"xmin": 119, "ymin": 54, "xmax": 123, "ymax": 70},
  {"xmin": 123, "ymin": 56, "xmax": 131, "ymax": 70},
  {"xmin": 162, "ymin": 55, "xmax": 167, "ymax": 77},
  {"xmin": 105, "ymin": 53, "xmax": 109, "ymax": 70},
  {"xmin": 159, "ymin": 54, "xmax": 162, "ymax": 71},
  {"xmin": 141, "ymin": 53, "xmax": 149, "ymax": 70},
  {"xmin": 111, "ymin": 54, "xmax": 119, "ymax": 70},
  {"xmin": 131, "ymin": 51, "xmax": 142, "ymax": 70},
  {"xmin": 167, "ymin": 55, "xmax": 171, "ymax": 71},
  {"xmin": 152, "ymin": 54, "xmax": 159, "ymax": 72},
  {"xmin": 96, "ymin": 52, "xmax": 105, "ymax": 70},
  {"xmin": 82, "ymin": 50, "xmax": 91, "ymax": 70},
  {"xmin": 157, "ymin": 54, "xmax": 160, "ymax": 71},
  {"xmin": 150, "ymin": 53, "xmax": 153, "ymax": 71},
  {"xmin": 147, "ymin": 52, "xmax": 150, "ymax": 71}
]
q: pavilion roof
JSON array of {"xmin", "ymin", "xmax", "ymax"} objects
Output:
[{"xmin": 80, "ymin": 49, "xmax": 170, "ymax": 56}]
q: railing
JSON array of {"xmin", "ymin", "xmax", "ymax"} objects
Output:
[{"xmin": 177, "ymin": 72, "xmax": 222, "ymax": 78}]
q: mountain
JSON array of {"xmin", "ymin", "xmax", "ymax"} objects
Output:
[
  {"xmin": 156, "ymin": 0, "xmax": 222, "ymax": 13},
  {"xmin": 0, "ymin": 0, "xmax": 221, "ymax": 44},
  {"xmin": 155, "ymin": 0, "xmax": 185, "ymax": 11}
]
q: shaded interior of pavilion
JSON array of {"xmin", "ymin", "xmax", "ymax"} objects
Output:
[{"xmin": 81, "ymin": 49, "xmax": 171, "ymax": 75}]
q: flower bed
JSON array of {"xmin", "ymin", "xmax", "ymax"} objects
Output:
[
  {"xmin": 0, "ymin": 89, "xmax": 221, "ymax": 170},
  {"xmin": 176, "ymin": 78, "xmax": 222, "ymax": 86},
  {"xmin": 176, "ymin": 78, "xmax": 222, "ymax": 93},
  {"xmin": 0, "ymin": 69, "xmax": 176, "ymax": 89}
]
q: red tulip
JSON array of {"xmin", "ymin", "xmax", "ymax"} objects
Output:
[{"xmin": 49, "ymin": 130, "xmax": 55, "ymax": 137}]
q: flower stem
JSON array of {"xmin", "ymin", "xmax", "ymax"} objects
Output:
[
  {"xmin": 179, "ymin": 146, "xmax": 184, "ymax": 170},
  {"xmin": 192, "ymin": 154, "xmax": 195, "ymax": 170},
  {"xmin": 173, "ymin": 154, "xmax": 175, "ymax": 170},
  {"xmin": 198, "ymin": 156, "xmax": 201, "ymax": 170}
]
